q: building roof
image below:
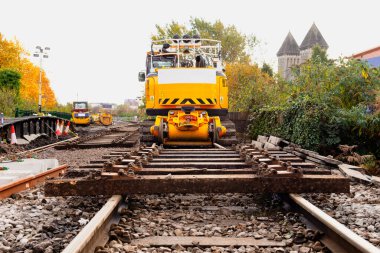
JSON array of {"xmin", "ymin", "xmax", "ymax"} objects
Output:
[
  {"xmin": 351, "ymin": 45, "xmax": 380, "ymax": 59},
  {"xmin": 299, "ymin": 23, "xmax": 328, "ymax": 50},
  {"xmin": 277, "ymin": 32, "xmax": 300, "ymax": 56}
]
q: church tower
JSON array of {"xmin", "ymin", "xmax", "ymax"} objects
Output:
[
  {"xmin": 299, "ymin": 23, "xmax": 329, "ymax": 63},
  {"xmin": 277, "ymin": 32, "xmax": 300, "ymax": 81}
]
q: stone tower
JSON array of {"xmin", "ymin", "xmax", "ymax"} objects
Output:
[
  {"xmin": 277, "ymin": 23, "xmax": 328, "ymax": 80},
  {"xmin": 277, "ymin": 32, "xmax": 300, "ymax": 81},
  {"xmin": 299, "ymin": 23, "xmax": 329, "ymax": 63}
]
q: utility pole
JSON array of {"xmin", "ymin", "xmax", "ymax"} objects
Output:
[{"xmin": 33, "ymin": 46, "xmax": 50, "ymax": 113}]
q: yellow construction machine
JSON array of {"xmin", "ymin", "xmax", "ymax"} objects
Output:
[
  {"xmin": 71, "ymin": 101, "xmax": 91, "ymax": 126},
  {"xmin": 139, "ymin": 35, "xmax": 237, "ymax": 146},
  {"xmin": 92, "ymin": 107, "xmax": 113, "ymax": 126}
]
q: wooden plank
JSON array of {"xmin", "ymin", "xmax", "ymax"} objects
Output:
[
  {"xmin": 144, "ymin": 162, "xmax": 248, "ymax": 169},
  {"xmin": 257, "ymin": 135, "xmax": 268, "ymax": 143},
  {"xmin": 277, "ymin": 157, "xmax": 303, "ymax": 162},
  {"xmin": 290, "ymin": 162, "xmax": 316, "ymax": 168},
  {"xmin": 271, "ymin": 154, "xmax": 297, "ymax": 157},
  {"xmin": 162, "ymin": 148, "xmax": 230, "ymax": 151},
  {"xmin": 268, "ymin": 136, "xmax": 282, "ymax": 146},
  {"xmin": 160, "ymin": 150, "xmax": 237, "ymax": 154},
  {"xmin": 109, "ymin": 165, "xmax": 331, "ymax": 175},
  {"xmin": 338, "ymin": 164, "xmax": 371, "ymax": 184},
  {"xmin": 251, "ymin": 140, "xmax": 264, "ymax": 150},
  {"xmin": 45, "ymin": 174, "xmax": 350, "ymax": 196},
  {"xmin": 151, "ymin": 158, "xmax": 244, "ymax": 162},
  {"xmin": 102, "ymin": 168, "xmax": 256, "ymax": 175},
  {"xmin": 305, "ymin": 156, "xmax": 327, "ymax": 165},
  {"xmin": 158, "ymin": 154, "xmax": 241, "ymax": 158},
  {"xmin": 307, "ymin": 153, "xmax": 342, "ymax": 166},
  {"xmin": 266, "ymin": 151, "xmax": 287, "ymax": 154},
  {"xmin": 132, "ymin": 236, "xmax": 286, "ymax": 247},
  {"xmin": 264, "ymin": 142, "xmax": 280, "ymax": 150}
]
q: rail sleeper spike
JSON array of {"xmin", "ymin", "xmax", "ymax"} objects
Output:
[
  {"xmin": 128, "ymin": 162, "xmax": 142, "ymax": 172},
  {"xmin": 141, "ymin": 155, "xmax": 149, "ymax": 165},
  {"xmin": 123, "ymin": 153, "xmax": 132, "ymax": 159}
]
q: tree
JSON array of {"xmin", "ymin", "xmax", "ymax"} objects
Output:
[
  {"xmin": 115, "ymin": 104, "xmax": 138, "ymax": 117},
  {"xmin": 0, "ymin": 34, "xmax": 24, "ymax": 69},
  {"xmin": 311, "ymin": 45, "xmax": 329, "ymax": 63},
  {"xmin": 0, "ymin": 69, "xmax": 21, "ymax": 115},
  {"xmin": 291, "ymin": 57, "xmax": 380, "ymax": 109},
  {"xmin": 0, "ymin": 33, "xmax": 57, "ymax": 110},
  {"xmin": 152, "ymin": 18, "xmax": 257, "ymax": 63},
  {"xmin": 225, "ymin": 62, "xmax": 275, "ymax": 111},
  {"xmin": 0, "ymin": 69, "xmax": 21, "ymax": 91},
  {"xmin": 261, "ymin": 63, "xmax": 273, "ymax": 77}
]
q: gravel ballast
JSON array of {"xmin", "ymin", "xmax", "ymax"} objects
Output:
[
  {"xmin": 98, "ymin": 194, "xmax": 330, "ymax": 253},
  {"xmin": 304, "ymin": 182, "xmax": 380, "ymax": 247}
]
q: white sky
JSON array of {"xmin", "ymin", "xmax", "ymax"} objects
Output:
[{"xmin": 1, "ymin": 0, "xmax": 379, "ymax": 105}]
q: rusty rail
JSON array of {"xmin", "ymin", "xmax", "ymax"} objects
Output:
[
  {"xmin": 61, "ymin": 195, "xmax": 125, "ymax": 253},
  {"xmin": 19, "ymin": 136, "xmax": 79, "ymax": 154},
  {"xmin": 285, "ymin": 194, "xmax": 380, "ymax": 253},
  {"xmin": 0, "ymin": 164, "xmax": 68, "ymax": 199},
  {"xmin": 0, "ymin": 136, "xmax": 79, "ymax": 161}
]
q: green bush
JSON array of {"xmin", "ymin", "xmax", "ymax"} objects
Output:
[
  {"xmin": 248, "ymin": 100, "xmax": 340, "ymax": 151},
  {"xmin": 248, "ymin": 48, "xmax": 380, "ymax": 157},
  {"xmin": 333, "ymin": 105, "xmax": 380, "ymax": 157},
  {"xmin": 248, "ymin": 100, "xmax": 380, "ymax": 157}
]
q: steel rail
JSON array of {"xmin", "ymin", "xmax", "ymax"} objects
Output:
[
  {"xmin": 213, "ymin": 142, "xmax": 227, "ymax": 150},
  {"xmin": 0, "ymin": 164, "xmax": 68, "ymax": 199},
  {"xmin": 18, "ymin": 135, "xmax": 79, "ymax": 155},
  {"xmin": 62, "ymin": 195, "xmax": 124, "ymax": 253},
  {"xmin": 287, "ymin": 194, "xmax": 380, "ymax": 253},
  {"xmin": 0, "ymin": 135, "xmax": 79, "ymax": 162}
]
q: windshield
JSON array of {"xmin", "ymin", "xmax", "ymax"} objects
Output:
[
  {"xmin": 153, "ymin": 60, "xmax": 174, "ymax": 68},
  {"xmin": 74, "ymin": 102, "xmax": 88, "ymax": 110},
  {"xmin": 147, "ymin": 55, "xmax": 176, "ymax": 73}
]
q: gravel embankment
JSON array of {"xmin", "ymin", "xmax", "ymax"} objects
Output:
[
  {"xmin": 35, "ymin": 147, "xmax": 130, "ymax": 168},
  {"xmin": 0, "ymin": 144, "xmax": 131, "ymax": 253},
  {"xmin": 0, "ymin": 190, "xmax": 106, "ymax": 252},
  {"xmin": 304, "ymin": 182, "xmax": 380, "ymax": 247}
]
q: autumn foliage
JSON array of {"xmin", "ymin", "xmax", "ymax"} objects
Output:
[
  {"xmin": 225, "ymin": 63, "xmax": 275, "ymax": 111},
  {"xmin": 0, "ymin": 33, "xmax": 57, "ymax": 114}
]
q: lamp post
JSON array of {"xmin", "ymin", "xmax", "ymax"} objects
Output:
[{"xmin": 33, "ymin": 46, "xmax": 50, "ymax": 113}]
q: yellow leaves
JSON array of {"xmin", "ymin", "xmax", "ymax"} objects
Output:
[
  {"xmin": 361, "ymin": 68, "xmax": 369, "ymax": 80},
  {"xmin": 0, "ymin": 33, "xmax": 57, "ymax": 109},
  {"xmin": 18, "ymin": 59, "xmax": 57, "ymax": 109},
  {"xmin": 0, "ymin": 34, "xmax": 24, "ymax": 69},
  {"xmin": 225, "ymin": 62, "xmax": 275, "ymax": 111}
]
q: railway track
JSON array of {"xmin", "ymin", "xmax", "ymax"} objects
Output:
[
  {"xmin": 55, "ymin": 124, "xmax": 139, "ymax": 149},
  {"xmin": 63, "ymin": 194, "xmax": 379, "ymax": 253},
  {"xmin": 1, "ymin": 126, "xmax": 378, "ymax": 252},
  {"xmin": 0, "ymin": 123, "xmax": 139, "ymax": 200},
  {"xmin": 58, "ymin": 144, "xmax": 378, "ymax": 253}
]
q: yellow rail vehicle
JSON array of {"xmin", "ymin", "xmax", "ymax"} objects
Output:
[
  {"xmin": 71, "ymin": 101, "xmax": 91, "ymax": 126},
  {"xmin": 139, "ymin": 36, "xmax": 237, "ymax": 146}
]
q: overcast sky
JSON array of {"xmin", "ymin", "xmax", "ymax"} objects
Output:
[{"xmin": 1, "ymin": 0, "xmax": 379, "ymax": 105}]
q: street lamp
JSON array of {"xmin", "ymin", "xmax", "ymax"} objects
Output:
[{"xmin": 33, "ymin": 46, "xmax": 50, "ymax": 113}]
